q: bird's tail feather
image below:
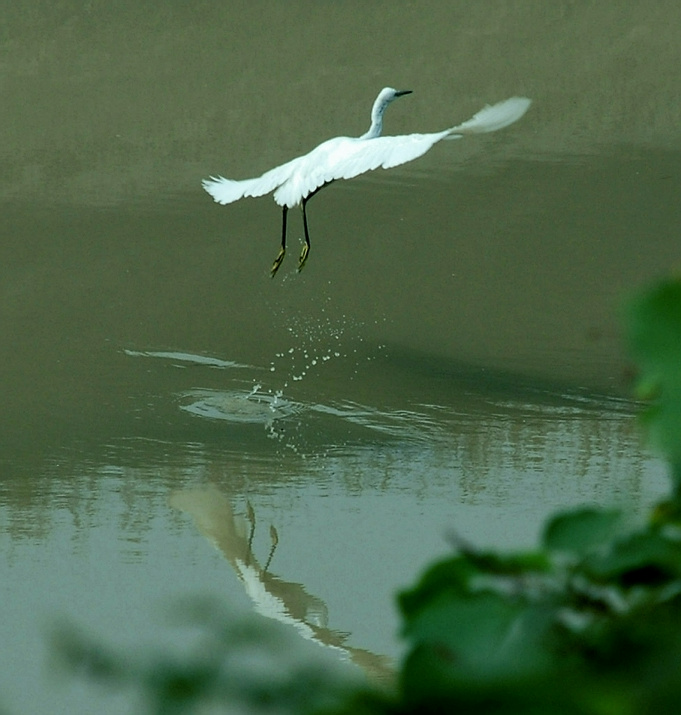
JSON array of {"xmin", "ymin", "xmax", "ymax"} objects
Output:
[{"xmin": 445, "ymin": 97, "xmax": 531, "ymax": 139}]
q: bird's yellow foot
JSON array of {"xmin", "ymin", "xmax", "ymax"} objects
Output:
[
  {"xmin": 270, "ymin": 247, "xmax": 286, "ymax": 277},
  {"xmin": 297, "ymin": 243, "xmax": 310, "ymax": 272}
]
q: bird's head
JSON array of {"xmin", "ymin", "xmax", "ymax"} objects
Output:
[{"xmin": 378, "ymin": 87, "xmax": 413, "ymax": 105}]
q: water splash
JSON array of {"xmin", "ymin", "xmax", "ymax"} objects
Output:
[{"xmin": 267, "ymin": 311, "xmax": 385, "ymax": 386}]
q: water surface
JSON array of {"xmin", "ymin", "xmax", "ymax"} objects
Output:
[{"xmin": 1, "ymin": 3, "xmax": 679, "ymax": 713}]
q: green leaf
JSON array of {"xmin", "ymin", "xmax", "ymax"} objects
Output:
[
  {"xmin": 406, "ymin": 591, "xmax": 518, "ymax": 653},
  {"xmin": 543, "ymin": 507, "xmax": 623, "ymax": 556},
  {"xmin": 584, "ymin": 530, "xmax": 681, "ymax": 585},
  {"xmin": 627, "ymin": 278, "xmax": 681, "ymax": 478},
  {"xmin": 403, "ymin": 591, "xmax": 553, "ymax": 680},
  {"xmin": 399, "ymin": 548, "xmax": 551, "ymax": 627},
  {"xmin": 398, "ymin": 557, "xmax": 478, "ymax": 622}
]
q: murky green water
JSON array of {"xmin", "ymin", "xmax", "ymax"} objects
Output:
[{"xmin": 1, "ymin": 3, "xmax": 680, "ymax": 713}]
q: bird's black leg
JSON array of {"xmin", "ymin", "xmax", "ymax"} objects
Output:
[
  {"xmin": 271, "ymin": 206, "xmax": 288, "ymax": 277},
  {"xmin": 263, "ymin": 524, "xmax": 279, "ymax": 572},
  {"xmin": 298, "ymin": 197, "xmax": 311, "ymax": 272}
]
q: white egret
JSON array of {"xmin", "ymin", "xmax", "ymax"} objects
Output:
[{"xmin": 203, "ymin": 88, "xmax": 531, "ymax": 276}]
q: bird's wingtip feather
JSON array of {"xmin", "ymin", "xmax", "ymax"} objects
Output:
[
  {"xmin": 446, "ymin": 96, "xmax": 532, "ymax": 137},
  {"xmin": 202, "ymin": 175, "xmax": 243, "ymax": 204}
]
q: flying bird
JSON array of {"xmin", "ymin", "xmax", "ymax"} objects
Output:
[{"xmin": 203, "ymin": 88, "xmax": 531, "ymax": 276}]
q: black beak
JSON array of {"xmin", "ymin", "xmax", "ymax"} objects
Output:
[{"xmin": 396, "ymin": 90, "xmax": 413, "ymax": 97}]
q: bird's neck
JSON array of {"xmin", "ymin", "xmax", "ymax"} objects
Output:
[
  {"xmin": 360, "ymin": 116, "xmax": 382, "ymax": 140},
  {"xmin": 359, "ymin": 98, "xmax": 388, "ymax": 140}
]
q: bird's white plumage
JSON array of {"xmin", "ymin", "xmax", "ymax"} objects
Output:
[{"xmin": 203, "ymin": 91, "xmax": 530, "ymax": 210}]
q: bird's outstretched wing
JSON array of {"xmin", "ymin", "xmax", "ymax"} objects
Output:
[
  {"xmin": 205, "ymin": 96, "xmax": 531, "ymax": 208},
  {"xmin": 271, "ymin": 96, "xmax": 531, "ymax": 205},
  {"xmin": 202, "ymin": 155, "xmax": 302, "ymax": 205}
]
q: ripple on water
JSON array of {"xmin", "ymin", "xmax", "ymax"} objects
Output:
[{"xmin": 179, "ymin": 387, "xmax": 301, "ymax": 425}]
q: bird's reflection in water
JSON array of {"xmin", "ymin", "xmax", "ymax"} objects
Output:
[{"xmin": 169, "ymin": 484, "xmax": 393, "ymax": 683}]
